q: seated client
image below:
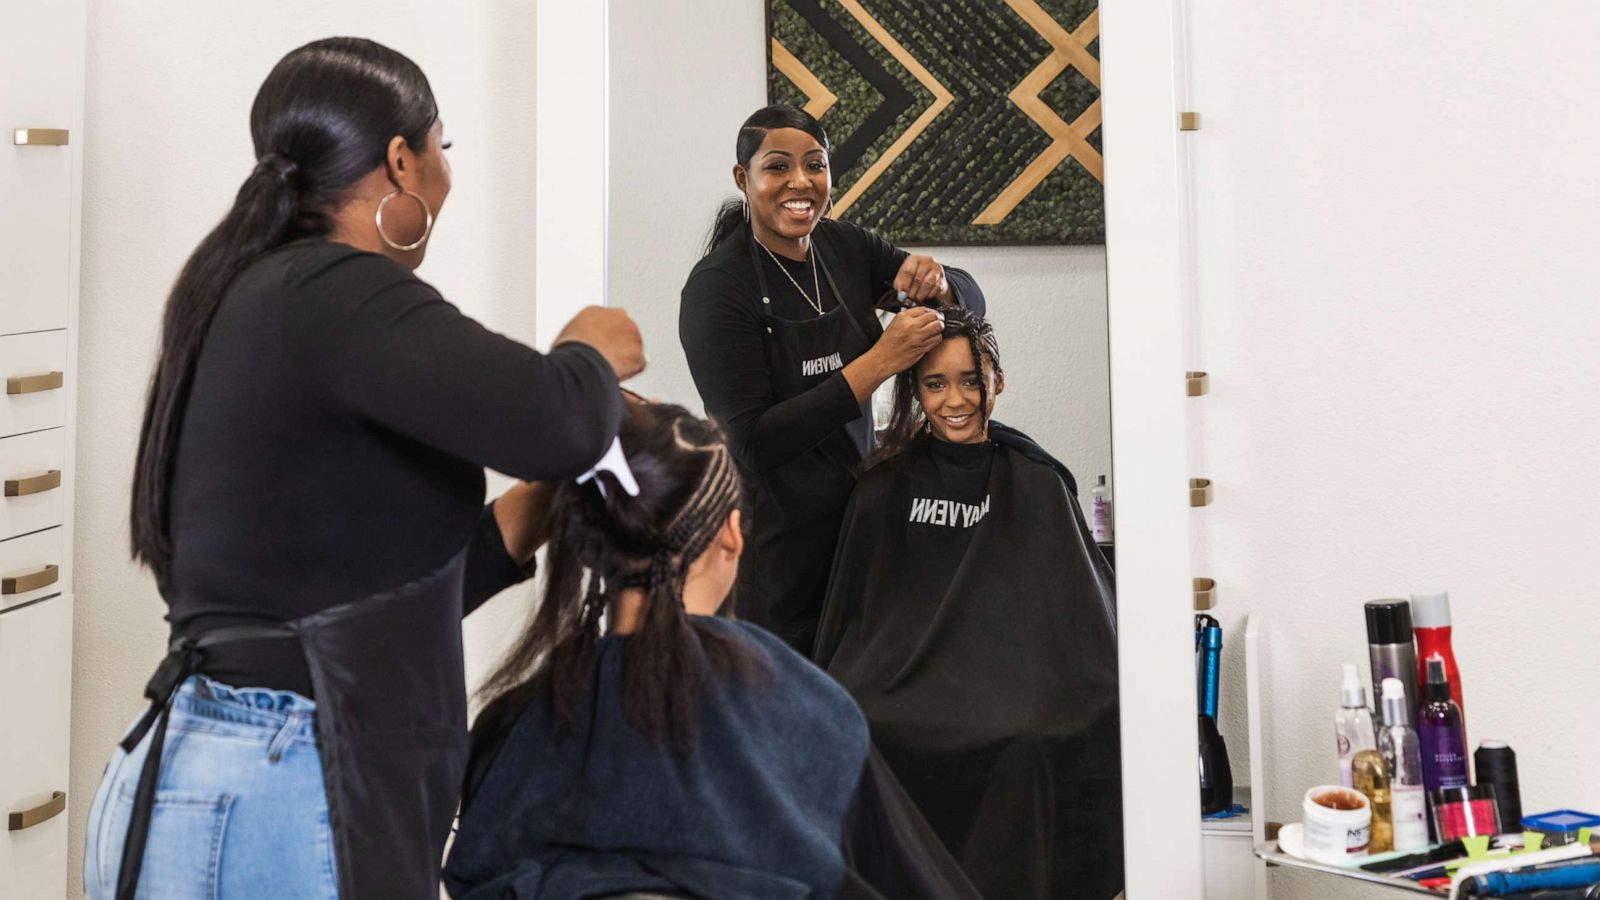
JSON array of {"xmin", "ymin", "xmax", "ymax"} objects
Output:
[
  {"xmin": 814, "ymin": 307, "xmax": 1126, "ymax": 899},
  {"xmin": 444, "ymin": 401, "xmax": 976, "ymax": 900}
]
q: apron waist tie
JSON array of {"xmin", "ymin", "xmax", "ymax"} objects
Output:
[{"xmin": 116, "ymin": 624, "xmax": 298, "ymax": 900}]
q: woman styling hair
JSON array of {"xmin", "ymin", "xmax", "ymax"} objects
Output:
[
  {"xmin": 815, "ymin": 306, "xmax": 1126, "ymax": 899},
  {"xmin": 447, "ymin": 401, "xmax": 983, "ymax": 900},
  {"xmin": 84, "ymin": 37, "xmax": 643, "ymax": 900},
  {"xmin": 679, "ymin": 104, "xmax": 988, "ymax": 657}
]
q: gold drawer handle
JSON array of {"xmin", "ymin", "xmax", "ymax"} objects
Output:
[
  {"xmin": 1, "ymin": 564, "xmax": 58, "ymax": 595},
  {"xmin": 6, "ymin": 470, "xmax": 61, "ymax": 497},
  {"xmin": 6, "ymin": 371, "xmax": 64, "ymax": 395},
  {"xmin": 12, "ymin": 128, "xmax": 69, "ymax": 146},
  {"xmin": 1189, "ymin": 478, "xmax": 1213, "ymax": 507},
  {"xmin": 8, "ymin": 791, "xmax": 66, "ymax": 831},
  {"xmin": 1194, "ymin": 577, "xmax": 1217, "ymax": 611}
]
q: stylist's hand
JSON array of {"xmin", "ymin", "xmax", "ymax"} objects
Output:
[
  {"xmin": 554, "ymin": 306, "xmax": 646, "ymax": 381},
  {"xmin": 874, "ymin": 306, "xmax": 944, "ymax": 373},
  {"xmin": 894, "ymin": 254, "xmax": 952, "ymax": 304}
]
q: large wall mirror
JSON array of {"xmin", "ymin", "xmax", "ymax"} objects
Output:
[{"xmin": 608, "ymin": 3, "xmax": 1137, "ymax": 896}]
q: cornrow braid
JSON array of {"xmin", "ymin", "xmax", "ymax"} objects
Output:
[
  {"xmin": 475, "ymin": 402, "xmax": 764, "ymax": 757},
  {"xmin": 618, "ymin": 427, "xmax": 738, "ymax": 595}
]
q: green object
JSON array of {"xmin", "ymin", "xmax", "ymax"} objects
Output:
[{"xmin": 766, "ymin": 0, "xmax": 1105, "ymax": 245}]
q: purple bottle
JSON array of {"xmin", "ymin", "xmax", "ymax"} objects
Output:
[{"xmin": 1418, "ymin": 657, "xmax": 1469, "ymax": 793}]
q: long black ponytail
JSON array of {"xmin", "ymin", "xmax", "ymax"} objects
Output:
[
  {"xmin": 130, "ymin": 38, "xmax": 438, "ymax": 582},
  {"xmin": 701, "ymin": 104, "xmax": 831, "ymax": 255}
]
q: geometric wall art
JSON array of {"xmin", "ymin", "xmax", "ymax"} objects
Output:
[{"xmin": 767, "ymin": 0, "xmax": 1103, "ymax": 244}]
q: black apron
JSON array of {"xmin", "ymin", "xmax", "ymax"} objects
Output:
[
  {"xmin": 116, "ymin": 546, "xmax": 471, "ymax": 900},
  {"xmin": 738, "ymin": 231, "xmax": 877, "ymax": 654},
  {"xmin": 814, "ymin": 428, "xmax": 1124, "ymax": 899}
]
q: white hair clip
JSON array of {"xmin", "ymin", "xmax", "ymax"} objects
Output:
[{"xmin": 576, "ymin": 436, "xmax": 640, "ymax": 498}]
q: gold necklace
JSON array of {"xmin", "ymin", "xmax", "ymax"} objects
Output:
[{"xmin": 756, "ymin": 237, "xmax": 825, "ymax": 316}]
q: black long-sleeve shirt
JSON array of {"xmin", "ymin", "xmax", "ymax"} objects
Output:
[
  {"xmin": 165, "ymin": 241, "xmax": 622, "ymax": 695},
  {"xmin": 679, "ymin": 220, "xmax": 986, "ymax": 475},
  {"xmin": 679, "ymin": 221, "xmax": 985, "ymax": 652}
]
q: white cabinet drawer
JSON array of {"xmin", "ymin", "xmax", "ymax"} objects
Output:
[
  {"xmin": 0, "ymin": 593, "xmax": 72, "ymax": 895},
  {"xmin": 0, "ymin": 6, "xmax": 77, "ymax": 339},
  {"xmin": 0, "ymin": 138, "xmax": 72, "ymax": 335},
  {"xmin": 0, "ymin": 429, "xmax": 64, "ymax": 541},
  {"xmin": 0, "ymin": 331, "xmax": 68, "ymax": 438},
  {"xmin": 0, "ymin": 527, "xmax": 62, "ymax": 613}
]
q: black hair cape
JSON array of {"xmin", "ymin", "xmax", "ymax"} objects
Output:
[
  {"xmin": 448, "ymin": 617, "xmax": 983, "ymax": 900},
  {"xmin": 814, "ymin": 422, "xmax": 1125, "ymax": 899}
]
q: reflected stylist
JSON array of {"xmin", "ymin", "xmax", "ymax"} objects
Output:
[
  {"xmin": 679, "ymin": 105, "xmax": 986, "ymax": 655},
  {"xmin": 83, "ymin": 39, "xmax": 642, "ymax": 900}
]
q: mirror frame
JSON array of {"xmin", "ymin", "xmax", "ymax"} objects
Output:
[{"xmin": 1102, "ymin": 0, "xmax": 1207, "ymax": 894}]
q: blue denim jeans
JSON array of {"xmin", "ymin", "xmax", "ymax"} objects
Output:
[{"xmin": 84, "ymin": 675, "xmax": 338, "ymax": 899}]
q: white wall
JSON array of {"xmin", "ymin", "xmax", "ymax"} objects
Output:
[
  {"xmin": 1183, "ymin": 4, "xmax": 1600, "ymax": 897},
  {"xmin": 71, "ymin": 2, "xmax": 538, "ymax": 891},
  {"xmin": 609, "ymin": 2, "xmax": 1113, "ymax": 496}
]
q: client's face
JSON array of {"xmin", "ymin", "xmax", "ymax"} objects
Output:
[{"xmin": 915, "ymin": 337, "xmax": 1002, "ymax": 444}]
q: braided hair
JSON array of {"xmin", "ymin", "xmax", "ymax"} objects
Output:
[
  {"xmin": 868, "ymin": 305, "xmax": 1004, "ymax": 469},
  {"xmin": 475, "ymin": 402, "xmax": 761, "ymax": 755}
]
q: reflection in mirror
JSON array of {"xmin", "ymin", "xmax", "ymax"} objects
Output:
[{"xmin": 602, "ymin": 2, "xmax": 1119, "ymax": 896}]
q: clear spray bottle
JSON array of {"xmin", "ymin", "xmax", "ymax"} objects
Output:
[
  {"xmin": 1378, "ymin": 677, "xmax": 1429, "ymax": 851},
  {"xmin": 1335, "ymin": 663, "xmax": 1376, "ymax": 788}
]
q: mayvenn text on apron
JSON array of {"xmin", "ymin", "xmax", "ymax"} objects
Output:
[
  {"xmin": 801, "ymin": 352, "xmax": 844, "ymax": 377},
  {"xmin": 908, "ymin": 495, "xmax": 991, "ymax": 528}
]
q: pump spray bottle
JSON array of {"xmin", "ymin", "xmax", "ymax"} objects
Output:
[
  {"xmin": 1335, "ymin": 663, "xmax": 1377, "ymax": 788},
  {"xmin": 1418, "ymin": 657, "xmax": 1469, "ymax": 793},
  {"xmin": 1378, "ymin": 677, "xmax": 1429, "ymax": 851}
]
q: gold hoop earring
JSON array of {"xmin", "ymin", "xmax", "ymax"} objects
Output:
[{"xmin": 375, "ymin": 188, "xmax": 434, "ymax": 251}]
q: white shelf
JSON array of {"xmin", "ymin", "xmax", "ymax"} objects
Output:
[
  {"xmin": 1253, "ymin": 842, "xmax": 1439, "ymax": 895},
  {"xmin": 1200, "ymin": 786, "xmax": 1253, "ymax": 835}
]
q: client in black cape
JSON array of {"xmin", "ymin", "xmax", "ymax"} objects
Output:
[
  {"xmin": 814, "ymin": 306, "xmax": 1125, "ymax": 899},
  {"xmin": 446, "ymin": 400, "xmax": 981, "ymax": 900}
]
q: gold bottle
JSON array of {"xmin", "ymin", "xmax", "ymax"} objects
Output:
[{"xmin": 1352, "ymin": 748, "xmax": 1393, "ymax": 853}]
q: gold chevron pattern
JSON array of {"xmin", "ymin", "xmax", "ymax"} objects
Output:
[
  {"xmin": 973, "ymin": 2, "xmax": 1102, "ymax": 225},
  {"xmin": 827, "ymin": 0, "xmax": 952, "ymax": 217},
  {"xmin": 770, "ymin": 39, "xmax": 837, "ymax": 119}
]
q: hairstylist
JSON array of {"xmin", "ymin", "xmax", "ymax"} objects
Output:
[
  {"xmin": 679, "ymin": 105, "xmax": 986, "ymax": 656},
  {"xmin": 82, "ymin": 38, "xmax": 643, "ymax": 900}
]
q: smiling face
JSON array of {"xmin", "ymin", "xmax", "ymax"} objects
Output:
[
  {"xmin": 734, "ymin": 127, "xmax": 831, "ymax": 253},
  {"xmin": 915, "ymin": 336, "xmax": 1004, "ymax": 444}
]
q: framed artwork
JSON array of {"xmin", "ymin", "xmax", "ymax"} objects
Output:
[{"xmin": 767, "ymin": 0, "xmax": 1103, "ymax": 245}]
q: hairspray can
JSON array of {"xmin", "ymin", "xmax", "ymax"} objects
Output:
[{"xmin": 1364, "ymin": 599, "xmax": 1419, "ymax": 728}]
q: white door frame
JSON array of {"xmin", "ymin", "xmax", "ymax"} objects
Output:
[
  {"xmin": 534, "ymin": 0, "xmax": 610, "ymax": 345},
  {"xmin": 1102, "ymin": 0, "xmax": 1205, "ymax": 895}
]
